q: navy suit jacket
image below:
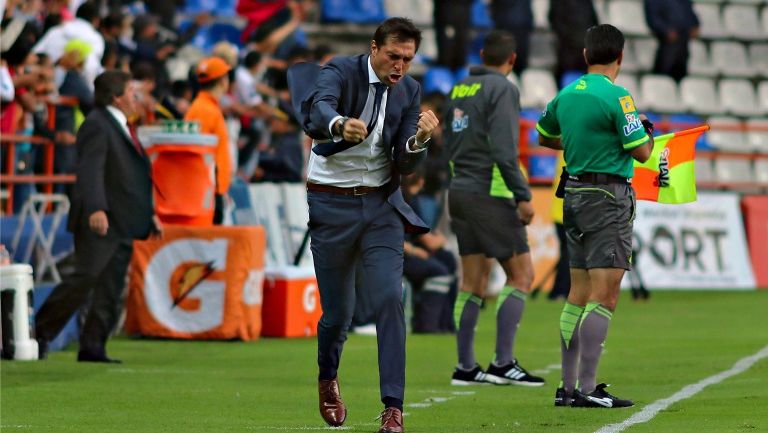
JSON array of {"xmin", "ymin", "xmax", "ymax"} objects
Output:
[{"xmin": 288, "ymin": 54, "xmax": 429, "ymax": 234}]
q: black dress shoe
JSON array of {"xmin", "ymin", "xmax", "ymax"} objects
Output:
[
  {"xmin": 37, "ymin": 338, "xmax": 49, "ymax": 360},
  {"xmin": 77, "ymin": 351, "xmax": 122, "ymax": 363}
]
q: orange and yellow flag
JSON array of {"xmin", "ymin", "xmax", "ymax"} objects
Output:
[{"xmin": 633, "ymin": 125, "xmax": 709, "ymax": 204}]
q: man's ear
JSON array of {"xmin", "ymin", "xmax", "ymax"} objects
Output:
[
  {"xmin": 582, "ymin": 48, "xmax": 589, "ymax": 66},
  {"xmin": 370, "ymin": 40, "xmax": 378, "ymax": 55},
  {"xmin": 508, "ymin": 52, "xmax": 517, "ymax": 67},
  {"xmin": 617, "ymin": 50, "xmax": 623, "ymax": 66}
]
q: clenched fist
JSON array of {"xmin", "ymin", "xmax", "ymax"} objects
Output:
[{"xmin": 416, "ymin": 110, "xmax": 439, "ymax": 143}]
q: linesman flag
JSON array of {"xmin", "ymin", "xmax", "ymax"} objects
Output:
[{"xmin": 632, "ymin": 125, "xmax": 710, "ymax": 204}]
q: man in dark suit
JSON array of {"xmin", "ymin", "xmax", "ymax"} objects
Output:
[
  {"xmin": 289, "ymin": 17, "xmax": 439, "ymax": 433},
  {"xmin": 36, "ymin": 70, "xmax": 159, "ymax": 363}
]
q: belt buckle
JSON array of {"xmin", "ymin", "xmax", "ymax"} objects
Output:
[{"xmin": 352, "ymin": 186, "xmax": 366, "ymax": 196}]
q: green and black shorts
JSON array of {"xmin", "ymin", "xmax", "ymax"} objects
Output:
[
  {"xmin": 563, "ymin": 180, "xmax": 636, "ymax": 270},
  {"xmin": 448, "ymin": 189, "xmax": 530, "ymax": 259}
]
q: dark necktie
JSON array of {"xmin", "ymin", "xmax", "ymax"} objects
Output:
[
  {"xmin": 312, "ymin": 82, "xmax": 388, "ymax": 157},
  {"xmin": 128, "ymin": 124, "xmax": 144, "ymax": 156}
]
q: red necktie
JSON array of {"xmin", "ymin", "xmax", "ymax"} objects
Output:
[{"xmin": 128, "ymin": 124, "xmax": 144, "ymax": 156}]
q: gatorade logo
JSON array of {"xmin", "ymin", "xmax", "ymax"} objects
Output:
[
  {"xmin": 303, "ymin": 283, "xmax": 318, "ymax": 313},
  {"xmin": 144, "ymin": 239, "xmax": 228, "ymax": 332}
]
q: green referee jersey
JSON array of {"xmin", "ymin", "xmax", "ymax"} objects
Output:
[{"xmin": 535, "ymin": 73, "xmax": 650, "ymax": 179}]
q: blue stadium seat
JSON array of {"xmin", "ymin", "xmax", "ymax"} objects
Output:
[
  {"xmin": 466, "ymin": 33, "xmax": 486, "ymax": 65},
  {"xmin": 521, "ymin": 108, "xmax": 542, "ymax": 146},
  {"xmin": 423, "ymin": 67, "xmax": 455, "ymax": 95},
  {"xmin": 472, "ymin": 0, "xmax": 492, "ymax": 28},
  {"xmin": 184, "ymin": 0, "xmax": 218, "ymax": 15},
  {"xmin": 208, "ymin": 23, "xmax": 243, "ymax": 47},
  {"xmin": 453, "ymin": 67, "xmax": 470, "ymax": 82},
  {"xmin": 321, "ymin": 0, "xmax": 387, "ymax": 24},
  {"xmin": 560, "ymin": 70, "xmax": 583, "ymax": 89},
  {"xmin": 529, "ymin": 154, "xmax": 557, "ymax": 179}
]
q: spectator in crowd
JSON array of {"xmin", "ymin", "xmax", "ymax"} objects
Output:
[
  {"xmin": 234, "ymin": 49, "xmax": 273, "ymax": 172},
  {"xmin": 644, "ymin": 0, "xmax": 700, "ymax": 82},
  {"xmin": 238, "ymin": 0, "xmax": 304, "ymax": 59},
  {"xmin": 549, "ymin": 0, "xmax": 599, "ymax": 87},
  {"xmin": 185, "ymin": 57, "xmax": 233, "ymax": 225},
  {"xmin": 402, "ymin": 171, "xmax": 457, "ymax": 333},
  {"xmin": 416, "ymin": 91, "xmax": 450, "ymax": 228},
  {"xmin": 131, "ymin": 14, "xmax": 174, "ymax": 96},
  {"xmin": 35, "ymin": 71, "xmax": 160, "ymax": 363},
  {"xmin": 252, "ymin": 101, "xmax": 303, "ymax": 182},
  {"xmin": 53, "ymin": 39, "xmax": 95, "ymax": 189},
  {"xmin": 491, "ymin": 0, "xmax": 533, "ymax": 76},
  {"xmin": 433, "ymin": 0, "xmax": 472, "ymax": 70},
  {"xmin": 33, "ymin": 1, "xmax": 104, "ymax": 86},
  {"xmin": 1, "ymin": 12, "xmax": 40, "ymax": 135},
  {"xmin": 99, "ymin": 11, "xmax": 126, "ymax": 69}
]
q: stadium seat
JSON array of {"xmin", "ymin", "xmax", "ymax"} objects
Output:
[
  {"xmin": 711, "ymin": 41, "xmax": 754, "ymax": 78},
  {"xmin": 719, "ymin": 79, "xmax": 761, "ymax": 117},
  {"xmin": 423, "ymin": 67, "xmax": 456, "ymax": 95},
  {"xmin": 723, "ymin": 4, "xmax": 764, "ymax": 41},
  {"xmin": 714, "ymin": 158, "xmax": 753, "ymax": 183},
  {"xmin": 472, "ymin": 0, "xmax": 492, "ymax": 29},
  {"xmin": 688, "ymin": 40, "xmax": 718, "ymax": 77},
  {"xmin": 707, "ymin": 117, "xmax": 750, "ymax": 152},
  {"xmin": 207, "ymin": 23, "xmax": 243, "ymax": 47},
  {"xmin": 321, "ymin": 0, "xmax": 387, "ymax": 24},
  {"xmin": 632, "ymin": 38, "xmax": 658, "ymax": 72},
  {"xmin": 384, "ymin": 0, "xmax": 432, "ymax": 26},
  {"xmin": 532, "ymin": 0, "xmax": 550, "ymax": 30},
  {"xmin": 749, "ymin": 44, "xmax": 768, "ymax": 78},
  {"xmin": 419, "ymin": 28, "xmax": 438, "ymax": 62},
  {"xmin": 520, "ymin": 108, "xmax": 542, "ymax": 146},
  {"xmin": 607, "ymin": 1, "xmax": 650, "ymax": 36},
  {"xmin": 693, "ymin": 3, "xmax": 727, "ymax": 39},
  {"xmin": 640, "ymin": 75, "xmax": 684, "ymax": 113},
  {"xmin": 668, "ymin": 114, "xmax": 711, "ymax": 149},
  {"xmin": 520, "ymin": 69, "xmax": 558, "ymax": 109},
  {"xmin": 694, "ymin": 157, "xmax": 715, "ymax": 183},
  {"xmin": 528, "ymin": 32, "xmax": 556, "ymax": 69},
  {"xmin": 753, "ymin": 159, "xmax": 768, "ymax": 184},
  {"xmin": 614, "ymin": 73, "xmax": 640, "ymax": 104},
  {"xmin": 680, "ymin": 77, "xmax": 720, "ymax": 115},
  {"xmin": 763, "ymin": 6, "xmax": 768, "ymax": 35},
  {"xmin": 560, "ymin": 70, "xmax": 584, "ymax": 89},
  {"xmin": 758, "ymin": 81, "xmax": 768, "ymax": 114},
  {"xmin": 746, "ymin": 118, "xmax": 768, "ymax": 153},
  {"xmin": 618, "ymin": 41, "xmax": 640, "ymax": 73}
]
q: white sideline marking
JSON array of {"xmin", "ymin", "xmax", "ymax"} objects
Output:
[
  {"xmin": 595, "ymin": 345, "xmax": 768, "ymax": 433},
  {"xmin": 531, "ymin": 363, "xmax": 561, "ymax": 375}
]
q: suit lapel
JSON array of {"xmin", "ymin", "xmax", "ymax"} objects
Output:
[
  {"xmin": 100, "ymin": 108, "xmax": 145, "ymax": 158},
  {"xmin": 351, "ymin": 55, "xmax": 370, "ymax": 118}
]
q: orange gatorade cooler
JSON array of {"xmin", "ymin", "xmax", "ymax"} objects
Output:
[
  {"xmin": 145, "ymin": 131, "xmax": 218, "ymax": 226},
  {"xmin": 261, "ymin": 266, "xmax": 322, "ymax": 337}
]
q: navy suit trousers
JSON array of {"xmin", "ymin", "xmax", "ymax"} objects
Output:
[{"xmin": 308, "ymin": 189, "xmax": 406, "ymax": 401}]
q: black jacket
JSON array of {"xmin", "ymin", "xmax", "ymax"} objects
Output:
[{"xmin": 68, "ymin": 107, "xmax": 154, "ymax": 239}]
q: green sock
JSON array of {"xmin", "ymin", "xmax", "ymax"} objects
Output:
[
  {"xmin": 455, "ymin": 291, "xmax": 483, "ymax": 369},
  {"xmin": 560, "ymin": 302, "xmax": 584, "ymax": 349},
  {"xmin": 494, "ymin": 286, "xmax": 526, "ymax": 365},
  {"xmin": 578, "ymin": 303, "xmax": 613, "ymax": 393}
]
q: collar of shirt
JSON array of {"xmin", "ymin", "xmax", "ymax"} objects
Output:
[
  {"xmin": 106, "ymin": 105, "xmax": 130, "ymax": 136},
  {"xmin": 469, "ymin": 65, "xmax": 506, "ymax": 77},
  {"xmin": 195, "ymin": 90, "xmax": 221, "ymax": 107},
  {"xmin": 367, "ymin": 56, "xmax": 384, "ymax": 86}
]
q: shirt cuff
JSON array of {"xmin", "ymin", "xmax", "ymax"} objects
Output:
[
  {"xmin": 328, "ymin": 115, "xmax": 344, "ymax": 143},
  {"xmin": 406, "ymin": 135, "xmax": 429, "ymax": 153}
]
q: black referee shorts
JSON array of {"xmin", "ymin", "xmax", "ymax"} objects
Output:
[{"xmin": 448, "ymin": 189, "xmax": 530, "ymax": 259}]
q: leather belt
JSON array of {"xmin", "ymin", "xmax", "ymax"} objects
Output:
[
  {"xmin": 569, "ymin": 172, "xmax": 631, "ymax": 184},
  {"xmin": 306, "ymin": 182, "xmax": 387, "ymax": 196}
]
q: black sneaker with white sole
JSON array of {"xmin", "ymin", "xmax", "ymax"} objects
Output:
[
  {"xmin": 554, "ymin": 387, "xmax": 574, "ymax": 407},
  {"xmin": 484, "ymin": 359, "xmax": 545, "ymax": 387},
  {"xmin": 451, "ymin": 364, "xmax": 490, "ymax": 385},
  {"xmin": 572, "ymin": 383, "xmax": 634, "ymax": 408}
]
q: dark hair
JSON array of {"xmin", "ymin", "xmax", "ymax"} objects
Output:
[
  {"xmin": 482, "ymin": 30, "xmax": 516, "ymax": 66},
  {"xmin": 584, "ymin": 24, "xmax": 624, "ymax": 65},
  {"xmin": 243, "ymin": 51, "xmax": 262, "ymax": 69},
  {"xmin": 373, "ymin": 17, "xmax": 421, "ymax": 51},
  {"xmin": 94, "ymin": 70, "xmax": 131, "ymax": 107},
  {"xmin": 75, "ymin": 2, "xmax": 99, "ymax": 23},
  {"xmin": 171, "ymin": 80, "xmax": 190, "ymax": 98},
  {"xmin": 102, "ymin": 12, "xmax": 124, "ymax": 30},
  {"xmin": 131, "ymin": 61, "xmax": 156, "ymax": 81}
]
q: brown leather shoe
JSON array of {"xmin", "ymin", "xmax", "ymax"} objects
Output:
[
  {"xmin": 378, "ymin": 407, "xmax": 404, "ymax": 433},
  {"xmin": 318, "ymin": 377, "xmax": 346, "ymax": 427}
]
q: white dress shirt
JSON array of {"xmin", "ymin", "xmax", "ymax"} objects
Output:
[
  {"xmin": 307, "ymin": 58, "xmax": 425, "ymax": 187},
  {"xmin": 106, "ymin": 105, "xmax": 130, "ymax": 138}
]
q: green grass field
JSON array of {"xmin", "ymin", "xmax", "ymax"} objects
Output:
[{"xmin": 2, "ymin": 291, "xmax": 767, "ymax": 433}]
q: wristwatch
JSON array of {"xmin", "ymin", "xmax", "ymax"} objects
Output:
[{"xmin": 334, "ymin": 117, "xmax": 349, "ymax": 136}]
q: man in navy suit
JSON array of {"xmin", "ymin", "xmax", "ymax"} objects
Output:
[{"xmin": 290, "ymin": 17, "xmax": 439, "ymax": 433}]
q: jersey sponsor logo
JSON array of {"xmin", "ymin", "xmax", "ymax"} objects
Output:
[
  {"xmin": 619, "ymin": 95, "xmax": 636, "ymax": 113},
  {"xmin": 450, "ymin": 83, "xmax": 482, "ymax": 99},
  {"xmin": 575, "ymin": 79, "xmax": 587, "ymax": 90},
  {"xmin": 657, "ymin": 148, "xmax": 670, "ymax": 187},
  {"xmin": 452, "ymin": 108, "xmax": 469, "ymax": 132},
  {"xmin": 623, "ymin": 113, "xmax": 643, "ymax": 136}
]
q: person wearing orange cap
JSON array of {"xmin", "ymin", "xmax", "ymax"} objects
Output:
[{"xmin": 185, "ymin": 56, "xmax": 233, "ymax": 224}]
